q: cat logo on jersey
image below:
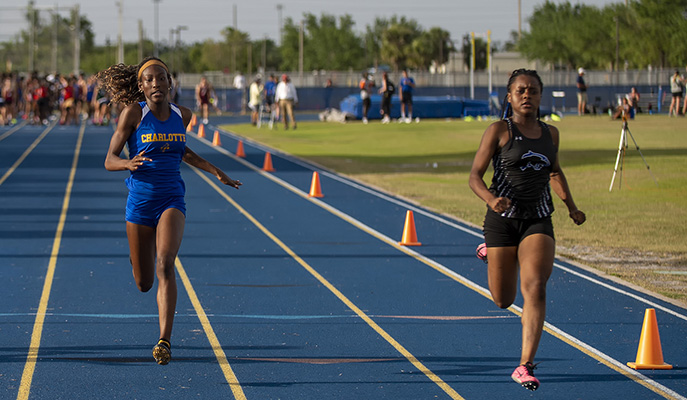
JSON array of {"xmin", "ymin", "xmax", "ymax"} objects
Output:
[
  {"xmin": 520, "ymin": 150, "xmax": 550, "ymax": 171},
  {"xmin": 161, "ymin": 143, "xmax": 170, "ymax": 152}
]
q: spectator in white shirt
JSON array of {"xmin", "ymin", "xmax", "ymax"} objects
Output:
[
  {"xmin": 274, "ymin": 74, "xmax": 298, "ymax": 129},
  {"xmin": 248, "ymin": 76, "xmax": 263, "ymax": 126},
  {"xmin": 233, "ymin": 72, "xmax": 246, "ymax": 113},
  {"xmin": 233, "ymin": 72, "xmax": 246, "ymax": 90}
]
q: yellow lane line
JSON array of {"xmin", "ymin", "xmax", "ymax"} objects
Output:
[
  {"xmin": 189, "ymin": 166, "xmax": 465, "ymax": 400},
  {"xmin": 0, "ymin": 121, "xmax": 55, "ymax": 186},
  {"xmin": 0, "ymin": 120, "xmax": 29, "ymax": 143},
  {"xmin": 175, "ymin": 258, "xmax": 247, "ymax": 400},
  {"xmin": 16, "ymin": 121, "xmax": 85, "ymax": 400}
]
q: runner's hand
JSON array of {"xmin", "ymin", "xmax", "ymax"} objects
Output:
[
  {"xmin": 488, "ymin": 197, "xmax": 512, "ymax": 214},
  {"xmin": 127, "ymin": 151, "xmax": 151, "ymax": 171},
  {"xmin": 570, "ymin": 209, "xmax": 586, "ymax": 225},
  {"xmin": 217, "ymin": 170, "xmax": 242, "ymax": 189}
]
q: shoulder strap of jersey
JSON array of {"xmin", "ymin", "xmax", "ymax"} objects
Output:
[
  {"xmin": 538, "ymin": 120, "xmax": 556, "ymax": 151},
  {"xmin": 139, "ymin": 101, "xmax": 149, "ymax": 122},
  {"xmin": 504, "ymin": 117, "xmax": 515, "ymax": 150},
  {"xmin": 170, "ymin": 103, "xmax": 182, "ymax": 118}
]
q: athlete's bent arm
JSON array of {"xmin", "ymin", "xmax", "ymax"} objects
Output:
[
  {"xmin": 469, "ymin": 121, "xmax": 512, "ymax": 213},
  {"xmin": 550, "ymin": 164, "xmax": 585, "ymax": 225},
  {"xmin": 104, "ymin": 104, "xmax": 151, "ymax": 172},
  {"xmin": 548, "ymin": 126, "xmax": 585, "ymax": 225}
]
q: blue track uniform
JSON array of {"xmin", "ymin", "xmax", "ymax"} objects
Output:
[{"xmin": 125, "ymin": 102, "xmax": 187, "ymax": 227}]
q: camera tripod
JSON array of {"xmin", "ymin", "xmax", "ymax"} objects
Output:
[{"xmin": 609, "ymin": 119, "xmax": 658, "ymax": 191}]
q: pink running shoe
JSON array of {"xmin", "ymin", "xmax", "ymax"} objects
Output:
[
  {"xmin": 476, "ymin": 243, "xmax": 487, "ymax": 263},
  {"xmin": 511, "ymin": 362, "xmax": 539, "ymax": 391}
]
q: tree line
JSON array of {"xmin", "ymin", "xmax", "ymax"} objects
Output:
[
  {"xmin": 1, "ymin": 0, "xmax": 686, "ymax": 77},
  {"xmin": 519, "ymin": 0, "xmax": 687, "ymax": 70},
  {"xmin": 0, "ymin": 10, "xmax": 455, "ymax": 76}
]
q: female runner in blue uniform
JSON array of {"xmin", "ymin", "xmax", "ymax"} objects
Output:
[
  {"xmin": 97, "ymin": 57, "xmax": 241, "ymax": 365},
  {"xmin": 469, "ymin": 69, "xmax": 585, "ymax": 391}
]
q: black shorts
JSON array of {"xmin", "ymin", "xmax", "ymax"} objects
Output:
[
  {"xmin": 483, "ymin": 209, "xmax": 554, "ymax": 247},
  {"xmin": 401, "ymin": 92, "xmax": 413, "ymax": 105}
]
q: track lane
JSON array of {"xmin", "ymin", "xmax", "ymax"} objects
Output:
[{"xmin": 1, "ymin": 119, "xmax": 684, "ymax": 399}]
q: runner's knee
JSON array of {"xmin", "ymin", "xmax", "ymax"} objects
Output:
[
  {"xmin": 492, "ymin": 294, "xmax": 515, "ymax": 309},
  {"xmin": 156, "ymin": 256, "xmax": 176, "ymax": 280},
  {"xmin": 521, "ymin": 279, "xmax": 547, "ymax": 302},
  {"xmin": 136, "ymin": 278, "xmax": 154, "ymax": 293}
]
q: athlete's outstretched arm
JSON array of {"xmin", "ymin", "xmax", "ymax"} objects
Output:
[
  {"xmin": 176, "ymin": 105, "xmax": 240, "ymax": 188},
  {"xmin": 182, "ymin": 146, "xmax": 241, "ymax": 189}
]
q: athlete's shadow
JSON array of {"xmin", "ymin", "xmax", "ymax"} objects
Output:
[{"xmin": 0, "ymin": 344, "xmax": 301, "ymax": 365}]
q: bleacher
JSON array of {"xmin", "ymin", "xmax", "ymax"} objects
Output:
[{"xmin": 614, "ymin": 92, "xmax": 665, "ymax": 115}]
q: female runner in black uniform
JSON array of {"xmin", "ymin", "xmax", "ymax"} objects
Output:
[{"xmin": 469, "ymin": 69, "xmax": 586, "ymax": 391}]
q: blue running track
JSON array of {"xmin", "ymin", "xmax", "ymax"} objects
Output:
[{"xmin": 1, "ymin": 117, "xmax": 686, "ymax": 399}]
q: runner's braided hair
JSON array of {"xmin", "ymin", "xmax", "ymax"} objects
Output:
[
  {"xmin": 501, "ymin": 68, "xmax": 544, "ymax": 120},
  {"xmin": 95, "ymin": 56, "xmax": 170, "ymax": 106}
]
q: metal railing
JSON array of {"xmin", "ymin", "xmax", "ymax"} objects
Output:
[{"xmin": 179, "ymin": 68, "xmax": 680, "ymax": 90}]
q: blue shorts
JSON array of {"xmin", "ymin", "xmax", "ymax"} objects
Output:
[{"xmin": 126, "ymin": 193, "xmax": 186, "ymax": 228}]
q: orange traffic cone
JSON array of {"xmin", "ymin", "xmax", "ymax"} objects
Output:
[
  {"xmin": 262, "ymin": 152, "xmax": 275, "ymax": 172},
  {"xmin": 236, "ymin": 140, "xmax": 246, "ymax": 158},
  {"xmin": 197, "ymin": 124, "xmax": 206, "ymax": 138},
  {"xmin": 187, "ymin": 114, "xmax": 197, "ymax": 131},
  {"xmin": 212, "ymin": 130, "xmax": 222, "ymax": 146},
  {"xmin": 398, "ymin": 210, "xmax": 421, "ymax": 246},
  {"xmin": 308, "ymin": 171, "xmax": 324, "ymax": 198},
  {"xmin": 627, "ymin": 308, "xmax": 672, "ymax": 370}
]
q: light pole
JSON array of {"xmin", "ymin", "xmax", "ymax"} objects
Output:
[
  {"xmin": 116, "ymin": 1, "xmax": 124, "ymax": 64},
  {"xmin": 73, "ymin": 4, "xmax": 81, "ymax": 74},
  {"xmin": 299, "ymin": 20, "xmax": 303, "ymax": 80},
  {"xmin": 518, "ymin": 0, "xmax": 522, "ymax": 41},
  {"xmin": 276, "ymin": 4, "xmax": 283, "ymax": 45},
  {"xmin": 153, "ymin": 0, "xmax": 161, "ymax": 57},
  {"xmin": 172, "ymin": 25, "xmax": 187, "ymax": 71}
]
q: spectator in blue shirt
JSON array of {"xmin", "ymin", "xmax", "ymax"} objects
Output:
[
  {"xmin": 399, "ymin": 69, "xmax": 415, "ymax": 123},
  {"xmin": 263, "ymin": 74, "xmax": 277, "ymax": 114}
]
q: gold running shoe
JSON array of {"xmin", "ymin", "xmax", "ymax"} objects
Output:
[{"xmin": 152, "ymin": 339, "xmax": 171, "ymax": 365}]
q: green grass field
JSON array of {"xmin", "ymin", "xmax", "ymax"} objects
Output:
[{"xmin": 221, "ymin": 114, "xmax": 687, "ymax": 302}]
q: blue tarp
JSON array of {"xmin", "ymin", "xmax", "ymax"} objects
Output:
[{"xmin": 339, "ymin": 95, "xmax": 491, "ymax": 120}]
